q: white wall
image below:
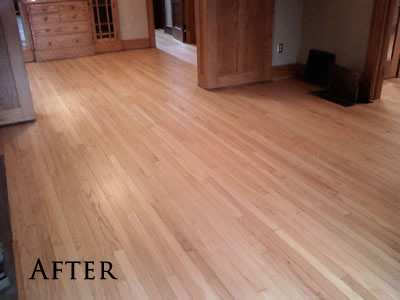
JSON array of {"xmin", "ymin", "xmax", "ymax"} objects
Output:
[
  {"xmin": 165, "ymin": 0, "xmax": 172, "ymax": 27},
  {"xmin": 272, "ymin": 0, "xmax": 304, "ymax": 66},
  {"xmin": 118, "ymin": 0, "xmax": 149, "ymax": 40},
  {"xmin": 299, "ymin": 0, "xmax": 374, "ymax": 72}
]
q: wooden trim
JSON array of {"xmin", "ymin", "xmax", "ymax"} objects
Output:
[
  {"xmin": 22, "ymin": 47, "xmax": 34, "ymax": 63},
  {"xmin": 185, "ymin": 0, "xmax": 196, "ymax": 44},
  {"xmin": 146, "ymin": 0, "xmax": 156, "ymax": 48},
  {"xmin": 361, "ymin": 0, "xmax": 397, "ymax": 101},
  {"xmin": 271, "ymin": 64, "xmax": 297, "ymax": 81},
  {"xmin": 94, "ymin": 39, "xmax": 122, "ymax": 54},
  {"xmin": 217, "ymin": 72, "xmax": 268, "ymax": 88},
  {"xmin": 121, "ymin": 38, "xmax": 150, "ymax": 50},
  {"xmin": 296, "ymin": 63, "xmax": 306, "ymax": 78}
]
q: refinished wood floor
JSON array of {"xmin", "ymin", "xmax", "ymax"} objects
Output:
[{"xmin": 0, "ymin": 47, "xmax": 400, "ymax": 299}]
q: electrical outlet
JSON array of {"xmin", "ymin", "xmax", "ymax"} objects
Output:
[{"xmin": 278, "ymin": 43, "xmax": 284, "ymax": 54}]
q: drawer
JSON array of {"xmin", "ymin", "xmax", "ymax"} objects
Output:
[
  {"xmin": 34, "ymin": 33, "xmax": 93, "ymax": 51},
  {"xmin": 32, "ymin": 21, "xmax": 91, "ymax": 37},
  {"xmin": 29, "ymin": 4, "xmax": 59, "ymax": 15},
  {"xmin": 60, "ymin": 10, "xmax": 89, "ymax": 22},
  {"xmin": 59, "ymin": 2, "xmax": 89, "ymax": 12},
  {"xmin": 30, "ymin": 13, "xmax": 60, "ymax": 25},
  {"xmin": 35, "ymin": 45, "xmax": 95, "ymax": 62}
]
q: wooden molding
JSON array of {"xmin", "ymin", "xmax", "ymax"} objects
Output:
[
  {"xmin": 146, "ymin": 0, "xmax": 156, "ymax": 48},
  {"xmin": 121, "ymin": 39, "xmax": 151, "ymax": 50},
  {"xmin": 94, "ymin": 40, "xmax": 122, "ymax": 54},
  {"xmin": 23, "ymin": 47, "xmax": 35, "ymax": 63},
  {"xmin": 361, "ymin": 0, "xmax": 397, "ymax": 101},
  {"xmin": 271, "ymin": 64, "xmax": 298, "ymax": 80},
  {"xmin": 296, "ymin": 63, "xmax": 306, "ymax": 78}
]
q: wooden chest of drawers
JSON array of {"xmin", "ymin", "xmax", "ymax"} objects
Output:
[{"xmin": 24, "ymin": 0, "xmax": 95, "ymax": 62}]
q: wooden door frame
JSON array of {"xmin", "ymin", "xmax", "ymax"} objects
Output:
[
  {"xmin": 146, "ymin": 0, "xmax": 157, "ymax": 47},
  {"xmin": 146, "ymin": 0, "xmax": 196, "ymax": 47},
  {"xmin": 362, "ymin": 0, "xmax": 398, "ymax": 101},
  {"xmin": 387, "ymin": 0, "xmax": 400, "ymax": 78}
]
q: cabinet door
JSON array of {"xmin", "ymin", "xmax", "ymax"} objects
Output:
[
  {"xmin": 0, "ymin": 0, "xmax": 35, "ymax": 126},
  {"xmin": 196, "ymin": 0, "xmax": 274, "ymax": 89},
  {"xmin": 90, "ymin": 0, "xmax": 122, "ymax": 53}
]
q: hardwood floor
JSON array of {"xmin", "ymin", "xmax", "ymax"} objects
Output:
[
  {"xmin": 155, "ymin": 30, "xmax": 197, "ymax": 66},
  {"xmin": 0, "ymin": 47, "xmax": 400, "ymax": 299}
]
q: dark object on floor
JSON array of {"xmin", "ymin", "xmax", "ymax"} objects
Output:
[
  {"xmin": 0, "ymin": 156, "xmax": 18, "ymax": 300},
  {"xmin": 0, "ymin": 272, "xmax": 10, "ymax": 292},
  {"xmin": 312, "ymin": 64, "xmax": 362, "ymax": 107},
  {"xmin": 305, "ymin": 49, "xmax": 336, "ymax": 87}
]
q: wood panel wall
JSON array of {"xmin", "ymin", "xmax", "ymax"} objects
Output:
[{"xmin": 195, "ymin": 0, "xmax": 274, "ymax": 89}]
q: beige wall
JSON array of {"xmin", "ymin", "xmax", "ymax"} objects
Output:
[
  {"xmin": 118, "ymin": 0, "xmax": 149, "ymax": 40},
  {"xmin": 299, "ymin": 0, "xmax": 374, "ymax": 72},
  {"xmin": 272, "ymin": 0, "xmax": 303, "ymax": 66}
]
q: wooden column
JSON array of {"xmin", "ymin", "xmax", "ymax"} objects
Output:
[{"xmin": 195, "ymin": 0, "xmax": 274, "ymax": 89}]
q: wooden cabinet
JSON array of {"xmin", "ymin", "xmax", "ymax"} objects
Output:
[
  {"xmin": 196, "ymin": 0, "xmax": 274, "ymax": 89},
  {"xmin": 90, "ymin": 0, "xmax": 122, "ymax": 53},
  {"xmin": 22, "ymin": 0, "xmax": 122, "ymax": 61},
  {"xmin": 24, "ymin": 0, "xmax": 95, "ymax": 61}
]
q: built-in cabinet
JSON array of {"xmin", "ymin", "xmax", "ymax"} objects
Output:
[
  {"xmin": 22, "ymin": 0, "xmax": 121, "ymax": 61},
  {"xmin": 91, "ymin": 0, "xmax": 121, "ymax": 53},
  {"xmin": 196, "ymin": 0, "xmax": 274, "ymax": 89}
]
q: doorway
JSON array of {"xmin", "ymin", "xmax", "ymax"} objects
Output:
[
  {"xmin": 152, "ymin": 0, "xmax": 197, "ymax": 65},
  {"xmin": 14, "ymin": 1, "xmax": 34, "ymax": 62},
  {"xmin": 382, "ymin": 0, "xmax": 400, "ymax": 103}
]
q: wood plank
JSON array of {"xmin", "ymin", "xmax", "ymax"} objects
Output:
[
  {"xmin": 0, "ymin": 46, "xmax": 399, "ymax": 299},
  {"xmin": 196, "ymin": 0, "xmax": 273, "ymax": 89}
]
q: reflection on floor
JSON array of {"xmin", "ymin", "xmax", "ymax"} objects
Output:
[
  {"xmin": 1, "ymin": 49, "xmax": 400, "ymax": 299},
  {"xmin": 382, "ymin": 78, "xmax": 400, "ymax": 103},
  {"xmin": 155, "ymin": 29, "xmax": 197, "ymax": 66}
]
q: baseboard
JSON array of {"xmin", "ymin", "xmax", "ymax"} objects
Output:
[
  {"xmin": 296, "ymin": 63, "xmax": 306, "ymax": 78},
  {"xmin": 164, "ymin": 26, "xmax": 173, "ymax": 35},
  {"xmin": 95, "ymin": 40, "xmax": 122, "ymax": 54},
  {"xmin": 271, "ymin": 64, "xmax": 297, "ymax": 80},
  {"xmin": 121, "ymin": 39, "xmax": 151, "ymax": 50},
  {"xmin": 271, "ymin": 64, "xmax": 306, "ymax": 80}
]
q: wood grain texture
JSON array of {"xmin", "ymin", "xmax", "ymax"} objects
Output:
[
  {"xmin": 25, "ymin": 0, "xmax": 96, "ymax": 61},
  {"xmin": 271, "ymin": 64, "xmax": 298, "ymax": 81},
  {"xmin": 361, "ymin": 0, "xmax": 397, "ymax": 101},
  {"xmin": 1, "ymin": 47, "xmax": 400, "ymax": 299},
  {"xmin": 196, "ymin": 0, "xmax": 273, "ymax": 89}
]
